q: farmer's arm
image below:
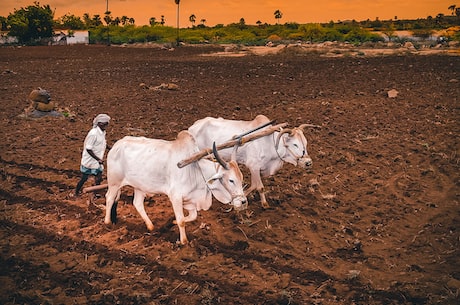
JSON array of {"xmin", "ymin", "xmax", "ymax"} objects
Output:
[{"xmin": 86, "ymin": 149, "xmax": 103, "ymax": 164}]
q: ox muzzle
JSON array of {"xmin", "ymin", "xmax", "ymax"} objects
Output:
[
  {"xmin": 232, "ymin": 195, "xmax": 248, "ymax": 211},
  {"xmin": 298, "ymin": 155, "xmax": 313, "ymax": 169}
]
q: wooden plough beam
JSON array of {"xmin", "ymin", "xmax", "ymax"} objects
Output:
[
  {"xmin": 83, "ymin": 183, "xmax": 108, "ymax": 193},
  {"xmin": 177, "ymin": 122, "xmax": 288, "ymax": 168}
]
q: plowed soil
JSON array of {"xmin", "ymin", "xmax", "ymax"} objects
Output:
[{"xmin": 0, "ymin": 44, "xmax": 459, "ymax": 304}]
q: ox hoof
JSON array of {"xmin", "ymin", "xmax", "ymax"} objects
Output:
[
  {"xmin": 104, "ymin": 220, "xmax": 117, "ymax": 229},
  {"xmin": 261, "ymin": 202, "xmax": 270, "ymax": 209},
  {"xmin": 179, "ymin": 238, "xmax": 189, "ymax": 245},
  {"xmin": 147, "ymin": 224, "xmax": 154, "ymax": 231}
]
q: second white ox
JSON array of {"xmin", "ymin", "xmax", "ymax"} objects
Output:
[
  {"xmin": 104, "ymin": 131, "xmax": 247, "ymax": 244},
  {"xmin": 189, "ymin": 114, "xmax": 315, "ymax": 208}
]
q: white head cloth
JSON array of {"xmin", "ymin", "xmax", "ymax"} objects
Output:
[{"xmin": 93, "ymin": 113, "xmax": 111, "ymax": 128}]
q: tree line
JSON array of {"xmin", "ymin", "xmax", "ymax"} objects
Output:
[{"xmin": 1, "ymin": 2, "xmax": 459, "ymax": 45}]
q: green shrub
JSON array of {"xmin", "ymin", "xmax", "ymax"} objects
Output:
[
  {"xmin": 411, "ymin": 29, "xmax": 434, "ymax": 40},
  {"xmin": 287, "ymin": 32, "xmax": 304, "ymax": 40}
]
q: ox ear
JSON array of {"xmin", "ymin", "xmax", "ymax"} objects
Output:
[
  {"xmin": 275, "ymin": 128, "xmax": 292, "ymax": 150},
  {"xmin": 206, "ymin": 171, "xmax": 232, "ymax": 204},
  {"xmin": 206, "ymin": 172, "xmax": 223, "ymax": 186}
]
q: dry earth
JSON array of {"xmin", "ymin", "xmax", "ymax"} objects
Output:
[{"xmin": 0, "ymin": 44, "xmax": 459, "ymax": 304}]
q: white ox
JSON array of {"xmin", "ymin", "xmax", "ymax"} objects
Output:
[
  {"xmin": 104, "ymin": 131, "xmax": 247, "ymax": 244},
  {"xmin": 188, "ymin": 114, "xmax": 315, "ymax": 208}
]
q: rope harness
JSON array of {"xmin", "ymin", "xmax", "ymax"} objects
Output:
[
  {"xmin": 198, "ymin": 160, "xmax": 243, "ymax": 205},
  {"xmin": 273, "ymin": 131, "xmax": 306, "ymax": 164}
]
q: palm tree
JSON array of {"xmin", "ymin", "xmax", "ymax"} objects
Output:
[
  {"xmin": 448, "ymin": 5, "xmax": 456, "ymax": 15},
  {"xmin": 112, "ymin": 17, "xmax": 120, "ymax": 26},
  {"xmin": 200, "ymin": 19, "xmax": 206, "ymax": 26},
  {"xmin": 175, "ymin": 0, "xmax": 180, "ymax": 45},
  {"xmin": 274, "ymin": 9, "xmax": 283, "ymax": 24},
  {"xmin": 92, "ymin": 15, "xmax": 102, "ymax": 26},
  {"xmin": 189, "ymin": 14, "xmax": 196, "ymax": 27},
  {"xmin": 239, "ymin": 17, "xmax": 246, "ymax": 29},
  {"xmin": 256, "ymin": 20, "xmax": 262, "ymax": 27},
  {"xmin": 103, "ymin": 11, "xmax": 112, "ymax": 26},
  {"xmin": 104, "ymin": 1, "xmax": 111, "ymax": 46},
  {"xmin": 149, "ymin": 17, "xmax": 157, "ymax": 26},
  {"xmin": 121, "ymin": 16, "xmax": 128, "ymax": 26},
  {"xmin": 161, "ymin": 15, "xmax": 165, "ymax": 26},
  {"xmin": 83, "ymin": 13, "xmax": 92, "ymax": 27}
]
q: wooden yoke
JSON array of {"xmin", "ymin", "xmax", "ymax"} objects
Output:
[{"xmin": 177, "ymin": 122, "xmax": 288, "ymax": 168}]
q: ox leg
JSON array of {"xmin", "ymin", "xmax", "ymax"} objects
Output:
[
  {"xmin": 258, "ymin": 189, "xmax": 268, "ymax": 209},
  {"xmin": 132, "ymin": 189, "xmax": 154, "ymax": 231},
  {"xmin": 110, "ymin": 189, "xmax": 122, "ymax": 224},
  {"xmin": 244, "ymin": 184, "xmax": 256, "ymax": 197},
  {"xmin": 246, "ymin": 169, "xmax": 269, "ymax": 209},
  {"xmin": 105, "ymin": 186, "xmax": 120, "ymax": 225},
  {"xmin": 170, "ymin": 197, "xmax": 188, "ymax": 244}
]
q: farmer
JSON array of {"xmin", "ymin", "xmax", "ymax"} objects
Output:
[{"xmin": 75, "ymin": 113, "xmax": 111, "ymax": 197}]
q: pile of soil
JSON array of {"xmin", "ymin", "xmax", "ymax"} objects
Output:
[{"xmin": 0, "ymin": 44, "xmax": 459, "ymax": 304}]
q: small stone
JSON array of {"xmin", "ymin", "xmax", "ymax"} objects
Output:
[{"xmin": 387, "ymin": 89, "xmax": 398, "ymax": 98}]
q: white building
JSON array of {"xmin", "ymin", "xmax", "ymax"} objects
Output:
[
  {"xmin": 53, "ymin": 30, "xmax": 89, "ymax": 45},
  {"xmin": 0, "ymin": 32, "xmax": 18, "ymax": 44},
  {"xmin": 0, "ymin": 30, "xmax": 89, "ymax": 45}
]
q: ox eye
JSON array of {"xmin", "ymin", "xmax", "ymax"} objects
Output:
[
  {"xmin": 293, "ymin": 144, "xmax": 299, "ymax": 148},
  {"xmin": 229, "ymin": 179, "xmax": 235, "ymax": 184}
]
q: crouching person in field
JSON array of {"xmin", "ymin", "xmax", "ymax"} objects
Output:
[{"xmin": 75, "ymin": 113, "xmax": 111, "ymax": 197}]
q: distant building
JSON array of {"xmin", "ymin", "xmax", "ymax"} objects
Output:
[
  {"xmin": 53, "ymin": 30, "xmax": 89, "ymax": 45},
  {"xmin": 0, "ymin": 32, "xmax": 18, "ymax": 44},
  {"xmin": 0, "ymin": 30, "xmax": 89, "ymax": 45}
]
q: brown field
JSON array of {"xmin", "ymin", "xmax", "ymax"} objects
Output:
[{"xmin": 0, "ymin": 44, "xmax": 459, "ymax": 304}]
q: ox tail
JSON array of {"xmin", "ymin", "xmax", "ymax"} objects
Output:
[{"xmin": 110, "ymin": 200, "xmax": 119, "ymax": 224}]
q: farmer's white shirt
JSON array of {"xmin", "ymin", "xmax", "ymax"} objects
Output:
[{"xmin": 80, "ymin": 126, "xmax": 107, "ymax": 169}]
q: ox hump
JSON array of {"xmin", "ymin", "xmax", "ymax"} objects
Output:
[{"xmin": 254, "ymin": 114, "xmax": 270, "ymax": 124}]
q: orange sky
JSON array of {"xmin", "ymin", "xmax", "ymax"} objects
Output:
[{"xmin": 1, "ymin": 1, "xmax": 456, "ymax": 26}]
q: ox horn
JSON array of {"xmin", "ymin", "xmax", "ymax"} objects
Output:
[
  {"xmin": 298, "ymin": 123, "xmax": 322, "ymax": 131},
  {"xmin": 213, "ymin": 142, "xmax": 229, "ymax": 170},
  {"xmin": 231, "ymin": 144, "xmax": 239, "ymax": 161},
  {"xmin": 275, "ymin": 128, "xmax": 293, "ymax": 150}
]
